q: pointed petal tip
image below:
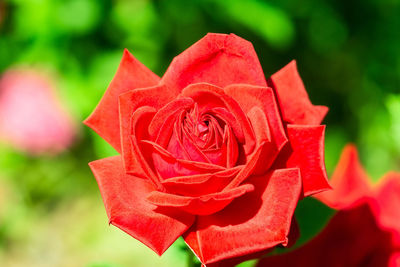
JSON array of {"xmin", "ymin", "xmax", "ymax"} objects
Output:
[
  {"xmin": 304, "ymin": 183, "xmax": 332, "ymax": 197},
  {"xmin": 269, "ymin": 60, "xmax": 329, "ymax": 125},
  {"xmin": 109, "ymin": 220, "xmax": 168, "ymax": 256},
  {"xmin": 342, "ymin": 143, "xmax": 358, "ymax": 155}
]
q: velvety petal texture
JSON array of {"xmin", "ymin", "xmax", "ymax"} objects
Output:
[
  {"xmin": 257, "ymin": 203, "xmax": 398, "ymax": 267},
  {"xmin": 85, "ymin": 33, "xmax": 330, "ymax": 264},
  {"xmin": 268, "ymin": 60, "xmax": 328, "ymax": 125},
  {"xmin": 374, "ymin": 173, "xmax": 400, "ymax": 245},
  {"xmin": 84, "ymin": 50, "xmax": 160, "ymax": 152},
  {"xmin": 284, "ymin": 125, "xmax": 330, "ymax": 196},
  {"xmin": 183, "ymin": 168, "xmax": 302, "ymax": 264},
  {"xmin": 89, "ymin": 156, "xmax": 195, "ymax": 255},
  {"xmin": 161, "ymin": 33, "xmax": 267, "ymax": 94},
  {"xmin": 284, "ymin": 144, "xmax": 400, "ymax": 267}
]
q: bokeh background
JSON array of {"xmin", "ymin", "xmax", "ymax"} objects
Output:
[{"xmin": 0, "ymin": 0, "xmax": 399, "ymax": 266}]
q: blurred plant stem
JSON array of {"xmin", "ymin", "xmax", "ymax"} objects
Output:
[{"xmin": 187, "ymin": 248, "xmax": 201, "ymax": 267}]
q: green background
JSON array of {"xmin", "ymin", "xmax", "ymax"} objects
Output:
[{"xmin": 0, "ymin": 0, "xmax": 399, "ymax": 266}]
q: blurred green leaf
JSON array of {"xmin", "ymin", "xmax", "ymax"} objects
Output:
[
  {"xmin": 53, "ymin": 0, "xmax": 100, "ymax": 34},
  {"xmin": 307, "ymin": 5, "xmax": 348, "ymax": 53},
  {"xmin": 294, "ymin": 197, "xmax": 335, "ymax": 247},
  {"xmin": 214, "ymin": 0, "xmax": 295, "ymax": 49}
]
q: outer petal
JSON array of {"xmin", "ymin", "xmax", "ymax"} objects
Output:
[
  {"xmin": 84, "ymin": 49, "xmax": 160, "ymax": 152},
  {"xmin": 256, "ymin": 203, "xmax": 396, "ymax": 267},
  {"xmin": 88, "ymin": 156, "xmax": 195, "ymax": 256},
  {"xmin": 276, "ymin": 125, "xmax": 330, "ymax": 197},
  {"xmin": 268, "ymin": 60, "xmax": 328, "ymax": 125},
  {"xmin": 316, "ymin": 144, "xmax": 372, "ymax": 209},
  {"xmin": 161, "ymin": 33, "xmax": 267, "ymax": 95},
  {"xmin": 375, "ymin": 172, "xmax": 400, "ymax": 244},
  {"xmin": 390, "ymin": 253, "xmax": 400, "ymax": 267},
  {"xmin": 183, "ymin": 168, "xmax": 302, "ymax": 264}
]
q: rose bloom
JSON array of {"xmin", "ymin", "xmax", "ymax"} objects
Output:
[
  {"xmin": 258, "ymin": 145, "xmax": 400, "ymax": 267},
  {"xmin": 85, "ymin": 33, "xmax": 330, "ymax": 265},
  {"xmin": 0, "ymin": 69, "xmax": 75, "ymax": 155}
]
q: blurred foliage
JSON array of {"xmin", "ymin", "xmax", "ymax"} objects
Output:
[{"xmin": 0, "ymin": 0, "xmax": 399, "ymax": 266}]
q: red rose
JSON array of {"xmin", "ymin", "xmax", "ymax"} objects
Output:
[
  {"xmin": 257, "ymin": 203, "xmax": 397, "ymax": 267},
  {"xmin": 85, "ymin": 33, "xmax": 330, "ymax": 265},
  {"xmin": 317, "ymin": 144, "xmax": 400, "ymax": 246},
  {"xmin": 258, "ymin": 145, "xmax": 400, "ymax": 267}
]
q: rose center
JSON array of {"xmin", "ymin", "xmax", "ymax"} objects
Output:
[{"xmin": 182, "ymin": 105, "xmax": 224, "ymax": 150}]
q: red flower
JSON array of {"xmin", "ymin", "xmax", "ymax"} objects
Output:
[
  {"xmin": 85, "ymin": 33, "xmax": 330, "ymax": 265},
  {"xmin": 257, "ymin": 145, "xmax": 400, "ymax": 267}
]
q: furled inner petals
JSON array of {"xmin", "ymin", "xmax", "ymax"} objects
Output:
[
  {"xmin": 246, "ymin": 106, "xmax": 282, "ymax": 175},
  {"xmin": 148, "ymin": 97, "xmax": 194, "ymax": 139},
  {"xmin": 181, "ymin": 104, "xmax": 225, "ymax": 152},
  {"xmin": 145, "ymin": 99, "xmax": 240, "ymax": 177},
  {"xmin": 180, "ymin": 83, "xmax": 255, "ymax": 154}
]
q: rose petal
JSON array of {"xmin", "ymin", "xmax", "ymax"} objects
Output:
[
  {"xmin": 246, "ymin": 106, "xmax": 281, "ymax": 175},
  {"xmin": 224, "ymin": 125, "xmax": 239, "ymax": 168},
  {"xmin": 148, "ymin": 97, "xmax": 194, "ymax": 140},
  {"xmin": 375, "ymin": 172, "xmax": 400, "ymax": 243},
  {"xmin": 144, "ymin": 140, "xmax": 226, "ymax": 178},
  {"xmin": 84, "ymin": 49, "xmax": 160, "ymax": 152},
  {"xmin": 224, "ymin": 85, "xmax": 287, "ymax": 151},
  {"xmin": 224, "ymin": 141, "xmax": 265, "ymax": 190},
  {"xmin": 183, "ymin": 168, "xmax": 302, "ymax": 264},
  {"xmin": 268, "ymin": 60, "xmax": 328, "ymax": 125},
  {"xmin": 316, "ymin": 144, "xmax": 372, "ymax": 209},
  {"xmin": 125, "ymin": 106, "xmax": 161, "ymax": 188},
  {"xmin": 147, "ymin": 183, "xmax": 254, "ymax": 215},
  {"xmin": 180, "ymin": 127, "xmax": 211, "ymax": 163},
  {"xmin": 88, "ymin": 156, "xmax": 195, "ymax": 256},
  {"xmin": 180, "ymin": 83, "xmax": 255, "ymax": 155},
  {"xmin": 390, "ymin": 253, "xmax": 400, "ymax": 267},
  {"xmin": 206, "ymin": 217, "xmax": 300, "ymax": 267},
  {"xmin": 161, "ymin": 167, "xmax": 242, "ymax": 197},
  {"xmin": 161, "ymin": 33, "xmax": 267, "ymax": 94},
  {"xmin": 118, "ymin": 85, "xmax": 176, "ymax": 176},
  {"xmin": 276, "ymin": 125, "xmax": 331, "ymax": 197},
  {"xmin": 256, "ymin": 203, "xmax": 395, "ymax": 267}
]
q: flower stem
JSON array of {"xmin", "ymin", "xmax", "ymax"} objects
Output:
[{"xmin": 187, "ymin": 249, "xmax": 201, "ymax": 267}]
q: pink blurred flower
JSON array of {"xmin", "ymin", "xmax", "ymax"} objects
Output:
[{"xmin": 0, "ymin": 68, "xmax": 76, "ymax": 155}]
